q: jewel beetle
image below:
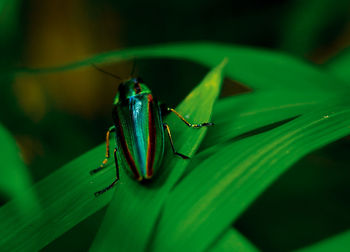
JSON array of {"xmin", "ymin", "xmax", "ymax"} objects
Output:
[{"xmin": 90, "ymin": 66, "xmax": 213, "ymax": 196}]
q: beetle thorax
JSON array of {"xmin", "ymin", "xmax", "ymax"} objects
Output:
[{"xmin": 113, "ymin": 78, "xmax": 151, "ymax": 105}]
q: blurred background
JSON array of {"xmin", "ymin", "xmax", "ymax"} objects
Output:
[{"xmin": 0, "ymin": 0, "xmax": 350, "ymax": 251}]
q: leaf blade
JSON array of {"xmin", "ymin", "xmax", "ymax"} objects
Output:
[
  {"xmin": 210, "ymin": 228, "xmax": 260, "ymax": 252},
  {"xmin": 89, "ymin": 59, "xmax": 227, "ymax": 251},
  {"xmin": 326, "ymin": 47, "xmax": 350, "ymax": 84},
  {"xmin": 152, "ymin": 103, "xmax": 350, "ymax": 252},
  {"xmin": 294, "ymin": 230, "xmax": 350, "ymax": 252},
  {"xmin": 0, "ymin": 124, "xmax": 39, "ymax": 217},
  {"xmin": 0, "ymin": 144, "xmax": 114, "ymax": 251},
  {"xmin": 14, "ymin": 43, "xmax": 344, "ymax": 94}
]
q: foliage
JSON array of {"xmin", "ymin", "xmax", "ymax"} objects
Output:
[{"xmin": 1, "ymin": 42, "xmax": 350, "ymax": 251}]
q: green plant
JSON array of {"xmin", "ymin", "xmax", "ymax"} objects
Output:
[{"xmin": 1, "ymin": 43, "xmax": 350, "ymax": 251}]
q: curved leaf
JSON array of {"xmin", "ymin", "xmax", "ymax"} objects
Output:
[
  {"xmin": 326, "ymin": 47, "xmax": 350, "ymax": 84},
  {"xmin": 0, "ymin": 0, "xmax": 21, "ymax": 45},
  {"xmin": 280, "ymin": 0, "xmax": 350, "ymax": 56},
  {"xmin": 202, "ymin": 91, "xmax": 320, "ymax": 149},
  {"xmin": 2, "ymin": 42, "xmax": 349, "ymax": 251},
  {"xmin": 294, "ymin": 230, "xmax": 350, "ymax": 252},
  {"xmin": 0, "ymin": 124, "xmax": 39, "ymax": 217},
  {"xmin": 151, "ymin": 103, "xmax": 350, "ymax": 252},
  {"xmin": 0, "ymin": 59, "xmax": 226, "ymax": 252},
  {"xmin": 210, "ymin": 228, "xmax": 259, "ymax": 252},
  {"xmin": 15, "ymin": 43, "xmax": 345, "ymax": 94},
  {"xmin": 0, "ymin": 144, "xmax": 115, "ymax": 251},
  {"xmin": 89, "ymin": 59, "xmax": 227, "ymax": 251}
]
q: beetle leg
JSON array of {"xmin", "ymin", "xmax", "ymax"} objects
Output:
[
  {"xmin": 163, "ymin": 123, "xmax": 189, "ymax": 159},
  {"xmin": 94, "ymin": 148, "xmax": 120, "ymax": 197},
  {"xmin": 90, "ymin": 126, "xmax": 116, "ymax": 175},
  {"xmin": 167, "ymin": 108, "xmax": 214, "ymax": 128}
]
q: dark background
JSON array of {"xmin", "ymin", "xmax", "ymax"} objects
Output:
[{"xmin": 0, "ymin": 0, "xmax": 349, "ymax": 251}]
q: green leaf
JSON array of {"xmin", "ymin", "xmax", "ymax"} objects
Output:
[
  {"xmin": 0, "ymin": 144, "xmax": 115, "ymax": 251},
  {"xmin": 202, "ymin": 91, "xmax": 321, "ymax": 149},
  {"xmin": 326, "ymin": 47, "xmax": 350, "ymax": 84},
  {"xmin": 89, "ymin": 59, "xmax": 227, "ymax": 251},
  {"xmin": 0, "ymin": 59, "xmax": 226, "ymax": 252},
  {"xmin": 0, "ymin": 0, "xmax": 21, "ymax": 46},
  {"xmin": 280, "ymin": 0, "xmax": 350, "ymax": 55},
  {"xmin": 151, "ymin": 103, "xmax": 350, "ymax": 252},
  {"xmin": 2, "ymin": 42, "xmax": 349, "ymax": 251},
  {"xmin": 0, "ymin": 124, "xmax": 39, "ymax": 217},
  {"xmin": 210, "ymin": 228, "xmax": 260, "ymax": 252},
  {"xmin": 14, "ymin": 43, "xmax": 344, "ymax": 94},
  {"xmin": 294, "ymin": 230, "xmax": 350, "ymax": 252}
]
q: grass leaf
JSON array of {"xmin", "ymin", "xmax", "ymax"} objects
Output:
[
  {"xmin": 0, "ymin": 59, "xmax": 226, "ymax": 251},
  {"xmin": 280, "ymin": 0, "xmax": 350, "ymax": 55},
  {"xmin": 202, "ymin": 91, "xmax": 320, "ymax": 149},
  {"xmin": 14, "ymin": 42, "xmax": 344, "ymax": 94},
  {"xmin": 0, "ymin": 124, "xmax": 39, "ymax": 217},
  {"xmin": 2, "ymin": 42, "xmax": 349, "ymax": 251},
  {"xmin": 0, "ymin": 0, "xmax": 21, "ymax": 46},
  {"xmin": 0, "ymin": 144, "xmax": 115, "ymax": 251},
  {"xmin": 210, "ymin": 228, "xmax": 260, "ymax": 252},
  {"xmin": 89, "ymin": 59, "xmax": 227, "ymax": 251},
  {"xmin": 294, "ymin": 230, "xmax": 350, "ymax": 252},
  {"xmin": 151, "ymin": 103, "xmax": 350, "ymax": 252},
  {"xmin": 326, "ymin": 47, "xmax": 350, "ymax": 84}
]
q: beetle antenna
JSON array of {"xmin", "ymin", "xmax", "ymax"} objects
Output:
[{"xmin": 92, "ymin": 64, "xmax": 122, "ymax": 80}]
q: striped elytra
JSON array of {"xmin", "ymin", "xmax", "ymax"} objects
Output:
[
  {"xmin": 112, "ymin": 79, "xmax": 164, "ymax": 181},
  {"xmin": 91, "ymin": 76, "xmax": 213, "ymax": 196}
]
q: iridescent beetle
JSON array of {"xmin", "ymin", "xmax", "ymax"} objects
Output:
[{"xmin": 90, "ymin": 65, "xmax": 213, "ymax": 196}]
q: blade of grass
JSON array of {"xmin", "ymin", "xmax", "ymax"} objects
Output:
[
  {"xmin": 204, "ymin": 88, "xmax": 349, "ymax": 149},
  {"xmin": 202, "ymin": 91, "xmax": 320, "ymax": 149},
  {"xmin": 89, "ymin": 59, "xmax": 227, "ymax": 252},
  {"xmin": 294, "ymin": 230, "xmax": 350, "ymax": 252},
  {"xmin": 210, "ymin": 228, "xmax": 260, "ymax": 252},
  {"xmin": 1, "ymin": 82, "xmax": 346, "ymax": 251},
  {"xmin": 13, "ymin": 42, "xmax": 345, "ymax": 94},
  {"xmin": 0, "ymin": 39, "xmax": 348, "ymax": 250},
  {"xmin": 0, "ymin": 144, "xmax": 115, "ymax": 251},
  {"xmin": 1, "ymin": 52, "xmax": 346, "ymax": 250},
  {"xmin": 151, "ymin": 103, "xmax": 350, "ymax": 252},
  {"xmin": 0, "ymin": 77, "xmax": 341, "ymax": 251},
  {"xmin": 0, "ymin": 124, "xmax": 39, "ymax": 217},
  {"xmin": 0, "ymin": 0, "xmax": 21, "ymax": 48},
  {"xmin": 177, "ymin": 91, "xmax": 323, "ymax": 179},
  {"xmin": 280, "ymin": 0, "xmax": 350, "ymax": 56},
  {"xmin": 326, "ymin": 47, "xmax": 350, "ymax": 84},
  {"xmin": 0, "ymin": 59, "xmax": 226, "ymax": 251}
]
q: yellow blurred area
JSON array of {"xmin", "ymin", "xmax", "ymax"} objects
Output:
[
  {"xmin": 13, "ymin": 77, "xmax": 47, "ymax": 122},
  {"xmin": 14, "ymin": 0, "xmax": 129, "ymax": 119},
  {"xmin": 15, "ymin": 135, "xmax": 44, "ymax": 164}
]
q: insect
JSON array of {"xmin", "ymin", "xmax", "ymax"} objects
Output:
[{"xmin": 90, "ymin": 65, "xmax": 213, "ymax": 196}]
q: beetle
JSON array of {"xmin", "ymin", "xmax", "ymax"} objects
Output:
[{"xmin": 90, "ymin": 66, "xmax": 213, "ymax": 196}]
